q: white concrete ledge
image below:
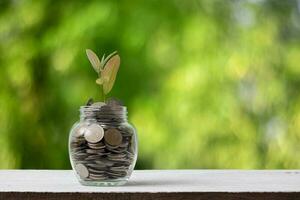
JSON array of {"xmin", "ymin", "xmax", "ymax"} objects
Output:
[{"xmin": 0, "ymin": 170, "xmax": 299, "ymax": 199}]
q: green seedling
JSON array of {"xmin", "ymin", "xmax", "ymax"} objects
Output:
[{"xmin": 86, "ymin": 49, "xmax": 120, "ymax": 101}]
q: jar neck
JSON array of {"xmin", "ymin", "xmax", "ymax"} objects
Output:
[{"xmin": 79, "ymin": 105, "xmax": 128, "ymax": 124}]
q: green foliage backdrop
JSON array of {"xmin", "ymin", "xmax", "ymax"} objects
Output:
[{"xmin": 0, "ymin": 0, "xmax": 300, "ymax": 169}]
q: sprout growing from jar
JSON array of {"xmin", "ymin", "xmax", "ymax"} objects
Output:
[{"xmin": 86, "ymin": 49, "xmax": 120, "ymax": 101}]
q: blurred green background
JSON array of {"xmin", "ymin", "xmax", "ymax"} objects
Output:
[{"xmin": 0, "ymin": 0, "xmax": 300, "ymax": 169}]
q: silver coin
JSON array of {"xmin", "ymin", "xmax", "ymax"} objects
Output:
[
  {"xmin": 118, "ymin": 125, "xmax": 134, "ymax": 136},
  {"xmin": 75, "ymin": 160, "xmax": 90, "ymax": 165},
  {"xmin": 86, "ymin": 149, "xmax": 105, "ymax": 154},
  {"xmin": 74, "ymin": 155, "xmax": 87, "ymax": 160},
  {"xmin": 85, "ymin": 154, "xmax": 103, "ymax": 161},
  {"xmin": 87, "ymin": 162, "xmax": 106, "ymax": 168},
  {"xmin": 72, "ymin": 146, "xmax": 86, "ymax": 152},
  {"xmin": 119, "ymin": 141, "xmax": 129, "ymax": 148},
  {"xmin": 89, "ymin": 171, "xmax": 106, "ymax": 177},
  {"xmin": 98, "ymin": 152, "xmax": 111, "ymax": 156},
  {"xmin": 75, "ymin": 163, "xmax": 89, "ymax": 178},
  {"xmin": 89, "ymin": 173, "xmax": 107, "ymax": 180},
  {"xmin": 108, "ymin": 153, "xmax": 126, "ymax": 159},
  {"xmin": 88, "ymin": 167, "xmax": 106, "ymax": 174},
  {"xmin": 106, "ymin": 98, "xmax": 123, "ymax": 106},
  {"xmin": 74, "ymin": 152, "xmax": 87, "ymax": 157},
  {"xmin": 84, "ymin": 124, "xmax": 104, "ymax": 143},
  {"xmin": 109, "ymin": 148, "xmax": 126, "ymax": 154},
  {"xmin": 73, "ymin": 149, "xmax": 86, "ymax": 155},
  {"xmin": 106, "ymin": 171, "xmax": 126, "ymax": 177},
  {"xmin": 92, "ymin": 102, "xmax": 106, "ymax": 108},
  {"xmin": 87, "ymin": 142, "xmax": 106, "ymax": 149},
  {"xmin": 110, "ymin": 166, "xmax": 128, "ymax": 171},
  {"xmin": 99, "ymin": 159, "xmax": 114, "ymax": 166},
  {"xmin": 74, "ymin": 124, "xmax": 88, "ymax": 138},
  {"xmin": 108, "ymin": 158, "xmax": 127, "ymax": 162}
]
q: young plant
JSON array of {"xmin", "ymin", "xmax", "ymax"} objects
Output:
[{"xmin": 86, "ymin": 49, "xmax": 120, "ymax": 102}]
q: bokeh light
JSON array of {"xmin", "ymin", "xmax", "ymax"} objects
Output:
[{"xmin": 0, "ymin": 0, "xmax": 299, "ymax": 169}]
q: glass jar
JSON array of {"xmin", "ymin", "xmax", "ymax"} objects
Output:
[{"xmin": 68, "ymin": 102, "xmax": 138, "ymax": 186}]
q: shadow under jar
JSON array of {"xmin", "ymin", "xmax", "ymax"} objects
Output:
[{"xmin": 69, "ymin": 103, "xmax": 138, "ymax": 186}]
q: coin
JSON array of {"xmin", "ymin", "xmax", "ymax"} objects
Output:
[
  {"xmin": 105, "ymin": 143, "xmax": 120, "ymax": 150},
  {"xmin": 89, "ymin": 173, "xmax": 107, "ymax": 180},
  {"xmin": 86, "ymin": 148, "xmax": 105, "ymax": 154},
  {"xmin": 92, "ymin": 102, "xmax": 106, "ymax": 108},
  {"xmin": 110, "ymin": 166, "xmax": 128, "ymax": 172},
  {"xmin": 108, "ymin": 148, "xmax": 126, "ymax": 154},
  {"xmin": 108, "ymin": 153, "xmax": 126, "ymax": 159},
  {"xmin": 87, "ymin": 162, "xmax": 106, "ymax": 168},
  {"xmin": 106, "ymin": 170, "xmax": 127, "ymax": 177},
  {"xmin": 99, "ymin": 159, "xmax": 114, "ymax": 166},
  {"xmin": 104, "ymin": 128, "xmax": 122, "ymax": 146},
  {"xmin": 75, "ymin": 163, "xmax": 89, "ymax": 178},
  {"xmin": 118, "ymin": 125, "xmax": 134, "ymax": 136},
  {"xmin": 85, "ymin": 154, "xmax": 104, "ymax": 161},
  {"xmin": 74, "ymin": 124, "xmax": 88, "ymax": 138},
  {"xmin": 87, "ymin": 142, "xmax": 106, "ymax": 149},
  {"xmin": 84, "ymin": 124, "xmax": 104, "ymax": 143}
]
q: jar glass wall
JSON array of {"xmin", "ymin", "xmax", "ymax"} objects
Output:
[{"xmin": 69, "ymin": 102, "xmax": 138, "ymax": 186}]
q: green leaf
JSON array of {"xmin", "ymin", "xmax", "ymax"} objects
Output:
[
  {"xmin": 101, "ymin": 51, "xmax": 118, "ymax": 67},
  {"xmin": 102, "ymin": 54, "xmax": 120, "ymax": 94},
  {"xmin": 86, "ymin": 49, "xmax": 101, "ymax": 73},
  {"xmin": 101, "ymin": 54, "xmax": 105, "ymax": 64}
]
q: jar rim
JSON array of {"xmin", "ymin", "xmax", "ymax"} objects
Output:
[{"xmin": 79, "ymin": 104, "xmax": 128, "ymax": 123}]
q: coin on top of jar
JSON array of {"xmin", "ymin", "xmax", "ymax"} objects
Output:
[{"xmin": 92, "ymin": 101, "xmax": 106, "ymax": 108}]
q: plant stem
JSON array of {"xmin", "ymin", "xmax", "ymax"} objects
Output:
[
  {"xmin": 98, "ymin": 71, "xmax": 106, "ymax": 102},
  {"xmin": 99, "ymin": 85, "xmax": 105, "ymax": 102}
]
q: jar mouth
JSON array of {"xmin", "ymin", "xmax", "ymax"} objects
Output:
[
  {"xmin": 79, "ymin": 104, "xmax": 128, "ymax": 123},
  {"xmin": 80, "ymin": 104, "xmax": 127, "ymax": 110}
]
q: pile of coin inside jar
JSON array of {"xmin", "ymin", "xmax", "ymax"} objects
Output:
[{"xmin": 69, "ymin": 99, "xmax": 136, "ymax": 181}]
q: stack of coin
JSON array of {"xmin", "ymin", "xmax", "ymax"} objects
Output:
[{"xmin": 70, "ymin": 100, "xmax": 136, "ymax": 181}]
